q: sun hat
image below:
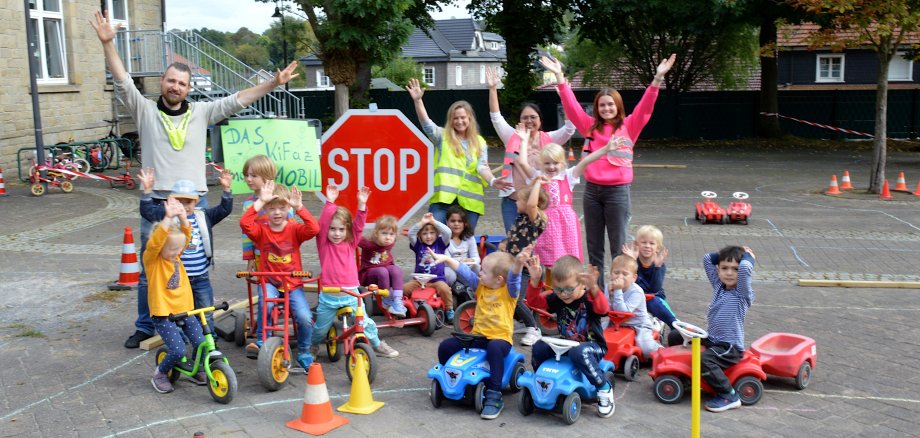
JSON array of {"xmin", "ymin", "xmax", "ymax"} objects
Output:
[{"xmin": 169, "ymin": 179, "xmax": 199, "ymax": 200}]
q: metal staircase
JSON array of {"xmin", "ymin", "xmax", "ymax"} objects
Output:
[{"xmin": 113, "ymin": 29, "xmax": 305, "ymax": 119}]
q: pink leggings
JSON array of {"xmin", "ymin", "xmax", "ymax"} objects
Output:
[{"xmin": 360, "ymin": 265, "xmax": 403, "ymax": 290}]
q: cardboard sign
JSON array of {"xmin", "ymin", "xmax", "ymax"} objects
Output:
[{"xmin": 220, "ymin": 119, "xmax": 321, "ymax": 194}]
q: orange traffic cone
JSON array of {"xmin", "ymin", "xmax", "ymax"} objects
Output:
[
  {"xmin": 0, "ymin": 165, "xmax": 7, "ymax": 196},
  {"xmin": 840, "ymin": 170, "xmax": 853, "ymax": 190},
  {"xmin": 825, "ymin": 175, "xmax": 842, "ymax": 195},
  {"xmin": 894, "ymin": 171, "xmax": 909, "ymax": 191},
  {"xmin": 913, "ymin": 179, "xmax": 920, "ymax": 196},
  {"xmin": 567, "ymin": 146, "xmax": 576, "ymax": 161},
  {"xmin": 108, "ymin": 227, "xmax": 139, "ymax": 290},
  {"xmin": 880, "ymin": 179, "xmax": 893, "ymax": 200},
  {"xmin": 287, "ymin": 363, "xmax": 349, "ymax": 435}
]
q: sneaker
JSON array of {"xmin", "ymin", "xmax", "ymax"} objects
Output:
[
  {"xmin": 380, "ymin": 296, "xmax": 393, "ymax": 312},
  {"xmin": 188, "ymin": 371, "xmax": 209, "ymax": 386},
  {"xmin": 705, "ymin": 390, "xmax": 741, "ymax": 413},
  {"xmin": 245, "ymin": 340, "xmax": 262, "ymax": 360},
  {"xmin": 480, "ymin": 389, "xmax": 504, "ymax": 420},
  {"xmin": 125, "ymin": 330, "xmax": 153, "ymax": 349},
  {"xmin": 151, "ymin": 370, "xmax": 174, "ymax": 394},
  {"xmin": 373, "ymin": 340, "xmax": 399, "ymax": 358},
  {"xmin": 296, "ymin": 352, "xmax": 313, "ymax": 370},
  {"xmin": 309, "ymin": 344, "xmax": 320, "ymax": 358},
  {"xmin": 445, "ymin": 309, "xmax": 455, "ymax": 324},
  {"xmin": 596, "ymin": 383, "xmax": 615, "ymax": 418},
  {"xmin": 520, "ymin": 327, "xmax": 542, "ymax": 346},
  {"xmin": 389, "ymin": 300, "xmax": 407, "ymax": 318}
]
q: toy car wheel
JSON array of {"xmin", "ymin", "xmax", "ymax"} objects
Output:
[
  {"xmin": 207, "ymin": 359, "xmax": 237, "ymax": 405},
  {"xmin": 346, "ymin": 342, "xmax": 377, "ymax": 384},
  {"xmin": 434, "ymin": 308, "xmax": 445, "ymax": 329},
  {"xmin": 742, "ymin": 219, "xmax": 749, "ymax": 225},
  {"xmin": 415, "ymin": 302, "xmax": 436, "ymax": 336},
  {"xmin": 430, "ymin": 378, "xmax": 444, "ymax": 408},
  {"xmin": 509, "ymin": 361, "xmax": 525, "ymax": 393},
  {"xmin": 61, "ymin": 180, "xmax": 74, "ymax": 193},
  {"xmin": 154, "ymin": 346, "xmax": 181, "ymax": 383},
  {"xmin": 257, "ymin": 336, "xmax": 288, "ymax": 391},
  {"xmin": 30, "ymin": 183, "xmax": 45, "ymax": 196},
  {"xmin": 473, "ymin": 381, "xmax": 486, "ymax": 414},
  {"xmin": 561, "ymin": 392, "xmax": 582, "ymax": 425},
  {"xmin": 623, "ymin": 355, "xmax": 639, "ymax": 381},
  {"xmin": 654, "ymin": 375, "xmax": 684, "ymax": 404},
  {"xmin": 795, "ymin": 362, "xmax": 812, "ymax": 390},
  {"xmin": 233, "ymin": 311, "xmax": 247, "ymax": 347},
  {"xmin": 721, "ymin": 215, "xmax": 728, "ymax": 225},
  {"xmin": 534, "ymin": 311, "xmax": 559, "ymax": 336},
  {"xmin": 700, "ymin": 215, "xmax": 707, "ymax": 225},
  {"xmin": 453, "ymin": 301, "xmax": 477, "ymax": 334},
  {"xmin": 125, "ymin": 178, "xmax": 136, "ymax": 190},
  {"xmin": 733, "ymin": 376, "xmax": 763, "ymax": 405},
  {"xmin": 518, "ymin": 387, "xmax": 535, "ymax": 416},
  {"xmin": 327, "ymin": 320, "xmax": 344, "ymax": 362}
]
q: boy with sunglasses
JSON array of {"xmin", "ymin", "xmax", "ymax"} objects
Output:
[
  {"xmin": 609, "ymin": 254, "xmax": 662, "ymax": 358},
  {"xmin": 525, "ymin": 255, "xmax": 615, "ymax": 418}
]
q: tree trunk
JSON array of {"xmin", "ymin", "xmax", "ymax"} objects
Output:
[
  {"xmin": 350, "ymin": 59, "xmax": 373, "ymax": 105},
  {"xmin": 756, "ymin": 19, "xmax": 782, "ymax": 138},
  {"xmin": 869, "ymin": 49, "xmax": 892, "ymax": 194},
  {"xmin": 334, "ymin": 84, "xmax": 349, "ymax": 119}
]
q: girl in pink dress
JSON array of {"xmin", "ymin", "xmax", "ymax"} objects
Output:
[{"xmin": 513, "ymin": 126, "xmax": 613, "ymax": 268}]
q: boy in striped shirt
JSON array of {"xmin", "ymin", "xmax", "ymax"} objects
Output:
[{"xmin": 701, "ymin": 245, "xmax": 756, "ymax": 412}]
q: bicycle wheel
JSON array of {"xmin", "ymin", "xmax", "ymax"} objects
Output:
[
  {"xmin": 122, "ymin": 132, "xmax": 141, "ymax": 165},
  {"xmin": 100, "ymin": 141, "xmax": 116, "ymax": 170},
  {"xmin": 70, "ymin": 159, "xmax": 89, "ymax": 174},
  {"xmin": 87, "ymin": 144, "xmax": 109, "ymax": 172}
]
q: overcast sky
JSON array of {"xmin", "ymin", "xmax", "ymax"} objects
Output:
[{"xmin": 165, "ymin": 0, "xmax": 473, "ymax": 33}]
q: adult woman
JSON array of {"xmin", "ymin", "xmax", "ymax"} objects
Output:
[
  {"xmin": 407, "ymin": 78, "xmax": 510, "ymax": 232},
  {"xmin": 486, "ymin": 67, "xmax": 576, "ymax": 233},
  {"xmin": 540, "ymin": 54, "xmax": 676, "ymax": 287}
]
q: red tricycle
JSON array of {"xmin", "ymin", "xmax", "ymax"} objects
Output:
[
  {"xmin": 603, "ymin": 310, "xmax": 663, "ymax": 381},
  {"xmin": 320, "ymin": 284, "xmax": 388, "ymax": 383},
  {"xmin": 695, "ymin": 191, "xmax": 727, "ymax": 224},
  {"xmin": 369, "ymin": 274, "xmax": 439, "ymax": 335},
  {"xmin": 726, "ymin": 191, "xmax": 753, "ymax": 225},
  {"xmin": 235, "ymin": 270, "xmax": 315, "ymax": 391}
]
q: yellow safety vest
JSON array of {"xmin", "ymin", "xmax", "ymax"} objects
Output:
[{"xmin": 430, "ymin": 136, "xmax": 487, "ymax": 215}]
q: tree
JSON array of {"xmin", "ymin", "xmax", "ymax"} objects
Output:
[
  {"xmin": 788, "ymin": 0, "xmax": 920, "ymax": 193},
  {"xmin": 234, "ymin": 43, "xmax": 270, "ymax": 71},
  {"xmin": 372, "ymin": 56, "xmax": 424, "ymax": 88}
]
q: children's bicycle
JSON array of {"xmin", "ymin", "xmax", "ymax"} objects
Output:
[
  {"xmin": 154, "ymin": 302, "xmax": 238, "ymax": 404},
  {"xmin": 321, "ymin": 284, "xmax": 387, "ymax": 384}
]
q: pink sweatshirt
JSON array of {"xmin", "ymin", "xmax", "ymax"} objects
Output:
[
  {"xmin": 316, "ymin": 201, "xmax": 366, "ymax": 288},
  {"xmin": 557, "ymin": 82, "xmax": 659, "ymax": 186}
]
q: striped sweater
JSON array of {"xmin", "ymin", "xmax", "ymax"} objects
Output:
[{"xmin": 703, "ymin": 252, "xmax": 756, "ymax": 351}]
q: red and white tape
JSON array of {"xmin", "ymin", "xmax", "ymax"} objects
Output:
[
  {"xmin": 35, "ymin": 165, "xmax": 127, "ymax": 182},
  {"xmin": 760, "ymin": 112, "xmax": 874, "ymax": 138}
]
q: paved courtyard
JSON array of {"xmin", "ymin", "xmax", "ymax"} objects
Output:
[{"xmin": 1, "ymin": 142, "xmax": 919, "ymax": 437}]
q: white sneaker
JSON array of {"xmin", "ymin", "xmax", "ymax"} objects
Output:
[
  {"xmin": 374, "ymin": 340, "xmax": 399, "ymax": 358},
  {"xmin": 596, "ymin": 385, "xmax": 615, "ymax": 418},
  {"xmin": 520, "ymin": 327, "xmax": 541, "ymax": 346}
]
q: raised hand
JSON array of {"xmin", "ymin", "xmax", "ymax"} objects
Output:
[
  {"xmin": 525, "ymin": 253, "xmax": 543, "ymax": 285},
  {"xmin": 325, "ymin": 184, "xmax": 339, "ymax": 203},
  {"xmin": 406, "ymin": 78, "xmax": 425, "ymax": 101},
  {"xmin": 514, "ymin": 123, "xmax": 529, "ymax": 142},
  {"xmin": 486, "ymin": 66, "xmax": 501, "ymax": 89},
  {"xmin": 656, "ymin": 53, "xmax": 677, "ymax": 77},
  {"xmin": 275, "ymin": 60, "xmax": 300, "ymax": 87},
  {"xmin": 259, "ymin": 180, "xmax": 278, "ymax": 204},
  {"xmin": 621, "ymin": 242, "xmax": 639, "ymax": 259},
  {"xmin": 357, "ymin": 186, "xmax": 371, "ymax": 205},
  {"xmin": 422, "ymin": 212, "xmax": 434, "ymax": 224},
  {"xmin": 539, "ymin": 56, "xmax": 562, "ymax": 74},
  {"xmin": 289, "ymin": 186, "xmax": 303, "ymax": 210},
  {"xmin": 743, "ymin": 246, "xmax": 756, "ymax": 260},
  {"xmin": 89, "ymin": 10, "xmax": 119, "ymax": 44},
  {"xmin": 426, "ymin": 247, "xmax": 450, "ymax": 265},
  {"xmin": 137, "ymin": 167, "xmax": 155, "ymax": 192},
  {"xmin": 219, "ymin": 169, "xmax": 232, "ymax": 191},
  {"xmin": 164, "ymin": 197, "xmax": 185, "ymax": 218},
  {"xmin": 514, "ymin": 245, "xmax": 534, "ymax": 269},
  {"xmin": 579, "ymin": 265, "xmax": 601, "ymax": 294},
  {"xmin": 653, "ymin": 247, "xmax": 669, "ymax": 267}
]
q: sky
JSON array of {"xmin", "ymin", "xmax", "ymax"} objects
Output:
[{"xmin": 165, "ymin": 0, "xmax": 473, "ymax": 33}]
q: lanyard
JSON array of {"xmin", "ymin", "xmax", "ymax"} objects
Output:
[{"xmin": 158, "ymin": 107, "xmax": 193, "ymax": 151}]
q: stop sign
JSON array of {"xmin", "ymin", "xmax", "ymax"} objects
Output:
[{"xmin": 319, "ymin": 109, "xmax": 434, "ymax": 227}]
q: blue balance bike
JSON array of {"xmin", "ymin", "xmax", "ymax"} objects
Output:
[
  {"xmin": 517, "ymin": 337, "xmax": 616, "ymax": 425},
  {"xmin": 428, "ymin": 332, "xmax": 526, "ymax": 413}
]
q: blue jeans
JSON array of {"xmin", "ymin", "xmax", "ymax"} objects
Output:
[
  {"xmin": 153, "ymin": 314, "xmax": 205, "ymax": 373},
  {"xmin": 189, "ymin": 273, "xmax": 215, "ymax": 330},
  {"xmin": 311, "ymin": 292, "xmax": 380, "ymax": 348},
  {"xmin": 429, "ymin": 202, "xmax": 480, "ymax": 234},
  {"xmin": 254, "ymin": 283, "xmax": 313, "ymax": 351},
  {"xmin": 136, "ymin": 196, "xmax": 209, "ymax": 336},
  {"xmin": 531, "ymin": 340, "xmax": 607, "ymax": 387},
  {"xmin": 583, "ymin": 182, "xmax": 631, "ymax": 289},
  {"xmin": 500, "ymin": 196, "xmax": 518, "ymax": 234}
]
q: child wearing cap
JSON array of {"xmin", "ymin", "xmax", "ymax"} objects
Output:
[{"xmin": 139, "ymin": 167, "xmax": 233, "ymax": 334}]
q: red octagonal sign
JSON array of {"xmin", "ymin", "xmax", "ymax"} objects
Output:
[{"xmin": 319, "ymin": 109, "xmax": 434, "ymax": 227}]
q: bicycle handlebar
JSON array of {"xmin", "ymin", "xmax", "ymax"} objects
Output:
[
  {"xmin": 168, "ymin": 301, "xmax": 230, "ymax": 322},
  {"xmin": 319, "ymin": 285, "xmax": 388, "ymax": 298},
  {"xmin": 235, "ymin": 271, "xmax": 313, "ymax": 278}
]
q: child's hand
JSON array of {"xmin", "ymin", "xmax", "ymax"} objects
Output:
[
  {"xmin": 164, "ymin": 197, "xmax": 184, "ymax": 218},
  {"xmin": 579, "ymin": 264, "xmax": 601, "ymax": 295},
  {"xmin": 325, "ymin": 184, "xmax": 339, "ymax": 203},
  {"xmin": 514, "ymin": 245, "xmax": 533, "ymax": 268},
  {"xmin": 357, "ymin": 186, "xmax": 371, "ymax": 205},
  {"xmin": 137, "ymin": 167, "xmax": 155, "ymax": 192},
  {"xmin": 259, "ymin": 180, "xmax": 277, "ymax": 204},
  {"xmin": 525, "ymin": 253, "xmax": 542, "ymax": 282},
  {"xmin": 621, "ymin": 242, "xmax": 638, "ymax": 259},
  {"xmin": 422, "ymin": 212, "xmax": 434, "ymax": 224},
  {"xmin": 743, "ymin": 246, "xmax": 755, "ymax": 260},
  {"xmin": 653, "ymin": 247, "xmax": 669, "ymax": 267},
  {"xmin": 608, "ymin": 276, "xmax": 625, "ymax": 292},
  {"xmin": 426, "ymin": 247, "xmax": 450, "ymax": 265},
  {"xmin": 219, "ymin": 169, "xmax": 232, "ymax": 191},
  {"xmin": 289, "ymin": 185, "xmax": 303, "ymax": 210}
]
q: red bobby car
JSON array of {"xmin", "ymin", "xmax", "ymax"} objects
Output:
[
  {"xmin": 695, "ymin": 191, "xmax": 727, "ymax": 224},
  {"xmin": 725, "ymin": 191, "xmax": 753, "ymax": 225},
  {"xmin": 603, "ymin": 307, "xmax": 662, "ymax": 382}
]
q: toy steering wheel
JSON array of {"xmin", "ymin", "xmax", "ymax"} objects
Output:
[
  {"xmin": 700, "ymin": 191, "xmax": 717, "ymax": 199},
  {"xmin": 732, "ymin": 192, "xmax": 750, "ymax": 200},
  {"xmin": 673, "ymin": 321, "xmax": 709, "ymax": 346}
]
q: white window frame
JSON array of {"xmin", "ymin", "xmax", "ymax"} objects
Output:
[
  {"xmin": 479, "ymin": 65, "xmax": 485, "ymax": 84},
  {"xmin": 491, "ymin": 42, "xmax": 499, "ymax": 50},
  {"xmin": 423, "ymin": 66, "xmax": 435, "ymax": 86},
  {"xmin": 455, "ymin": 65, "xmax": 462, "ymax": 86},
  {"xmin": 106, "ymin": 0, "xmax": 131, "ymax": 73},
  {"xmin": 28, "ymin": 0, "xmax": 68, "ymax": 84},
  {"xmin": 888, "ymin": 52, "xmax": 913, "ymax": 81},
  {"xmin": 816, "ymin": 54, "xmax": 844, "ymax": 83},
  {"xmin": 316, "ymin": 70, "xmax": 331, "ymax": 87}
]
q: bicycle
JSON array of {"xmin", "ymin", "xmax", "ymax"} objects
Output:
[
  {"xmin": 100, "ymin": 118, "xmax": 140, "ymax": 167},
  {"xmin": 153, "ymin": 302, "xmax": 238, "ymax": 404}
]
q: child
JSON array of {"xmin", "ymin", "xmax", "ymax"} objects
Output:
[
  {"xmin": 504, "ymin": 177, "xmax": 549, "ymax": 346},
  {"xmin": 514, "ymin": 126, "xmax": 613, "ymax": 267},
  {"xmin": 311, "ymin": 185, "xmax": 399, "ymax": 358},
  {"xmin": 525, "ymin": 255, "xmax": 615, "ymax": 418},
  {"xmin": 621, "ymin": 225, "xmax": 682, "ymax": 345},
  {"xmin": 403, "ymin": 213, "xmax": 455, "ymax": 322},
  {"xmin": 239, "ymin": 181, "xmax": 320, "ymax": 370},
  {"xmin": 609, "ymin": 255, "xmax": 662, "ymax": 358},
  {"xmin": 701, "ymin": 245, "xmax": 756, "ymax": 413},
  {"xmin": 139, "ymin": 169, "xmax": 233, "ymax": 332},
  {"xmin": 429, "ymin": 245, "xmax": 529, "ymax": 420},
  {"xmin": 444, "ymin": 206, "xmax": 481, "ymax": 303},
  {"xmin": 359, "ymin": 215, "xmax": 407, "ymax": 317},
  {"xmin": 147, "ymin": 199, "xmax": 206, "ymax": 394}
]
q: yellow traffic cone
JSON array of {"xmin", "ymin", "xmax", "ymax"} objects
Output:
[{"xmin": 337, "ymin": 355, "xmax": 384, "ymax": 414}]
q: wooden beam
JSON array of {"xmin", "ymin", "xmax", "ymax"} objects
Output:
[
  {"xmin": 797, "ymin": 279, "xmax": 920, "ymax": 289},
  {"xmin": 139, "ymin": 299, "xmax": 255, "ymax": 351}
]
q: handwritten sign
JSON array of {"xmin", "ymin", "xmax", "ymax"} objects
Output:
[{"xmin": 221, "ymin": 119, "xmax": 321, "ymax": 194}]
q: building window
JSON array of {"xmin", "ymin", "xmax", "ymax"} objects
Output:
[
  {"xmin": 106, "ymin": 0, "xmax": 131, "ymax": 73},
  {"xmin": 816, "ymin": 54, "xmax": 844, "ymax": 83},
  {"xmin": 480, "ymin": 65, "xmax": 485, "ymax": 84},
  {"xmin": 28, "ymin": 0, "xmax": 67, "ymax": 84},
  {"xmin": 316, "ymin": 70, "xmax": 331, "ymax": 87},
  {"xmin": 455, "ymin": 65, "xmax": 462, "ymax": 86},
  {"xmin": 423, "ymin": 66, "xmax": 435, "ymax": 86},
  {"xmin": 889, "ymin": 52, "xmax": 913, "ymax": 81},
  {"xmin": 491, "ymin": 42, "xmax": 500, "ymax": 50}
]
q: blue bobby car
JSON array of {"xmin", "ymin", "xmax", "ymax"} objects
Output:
[
  {"xmin": 517, "ymin": 337, "xmax": 616, "ymax": 425},
  {"xmin": 428, "ymin": 332, "xmax": 526, "ymax": 413}
]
